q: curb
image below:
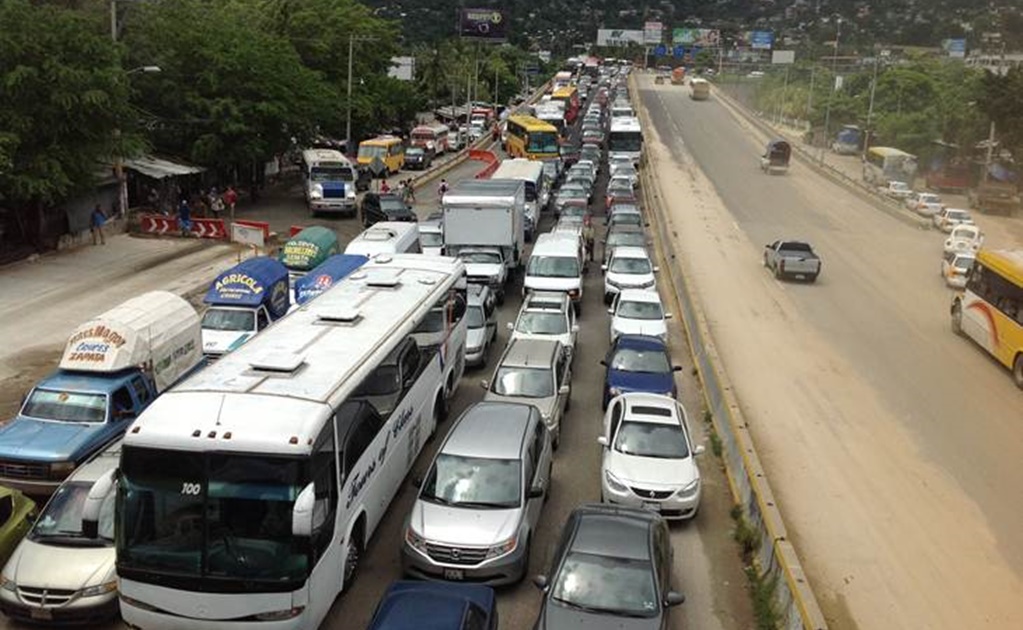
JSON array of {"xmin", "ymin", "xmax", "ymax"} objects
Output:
[
  {"xmin": 633, "ymin": 75, "xmax": 829, "ymax": 630},
  {"xmin": 711, "ymin": 84, "xmax": 931, "ymax": 231}
]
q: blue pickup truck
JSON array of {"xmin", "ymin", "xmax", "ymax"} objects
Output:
[{"xmin": 0, "ymin": 291, "xmax": 203, "ymax": 495}]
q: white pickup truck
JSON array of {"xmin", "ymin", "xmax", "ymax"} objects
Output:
[{"xmin": 763, "ymin": 240, "xmax": 822, "ymax": 282}]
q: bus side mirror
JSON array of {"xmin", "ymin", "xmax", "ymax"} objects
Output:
[
  {"xmin": 81, "ymin": 468, "xmax": 117, "ymax": 539},
  {"xmin": 292, "ymin": 482, "xmax": 316, "ymax": 538}
]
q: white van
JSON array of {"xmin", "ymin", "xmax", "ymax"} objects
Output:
[
  {"xmin": 491, "ymin": 159, "xmax": 548, "ymax": 241},
  {"xmin": 344, "ymin": 221, "xmax": 421, "ymax": 257},
  {"xmin": 524, "ymin": 232, "xmax": 585, "ymax": 313}
]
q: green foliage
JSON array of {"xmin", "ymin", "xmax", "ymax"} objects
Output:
[
  {"xmin": 980, "ymin": 67, "xmax": 1023, "ymax": 161},
  {"xmin": 0, "ymin": 0, "xmax": 137, "ymax": 207}
]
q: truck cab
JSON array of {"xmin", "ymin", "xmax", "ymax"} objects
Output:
[{"xmin": 201, "ymin": 257, "xmax": 291, "ymax": 358}]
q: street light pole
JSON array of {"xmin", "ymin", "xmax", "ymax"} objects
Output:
[
  {"xmin": 819, "ymin": 17, "xmax": 841, "ymax": 163},
  {"xmin": 862, "ymin": 55, "xmax": 880, "ymax": 160},
  {"xmin": 345, "ymin": 34, "xmax": 378, "ymax": 156}
]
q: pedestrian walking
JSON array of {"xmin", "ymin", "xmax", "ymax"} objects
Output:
[
  {"xmin": 380, "ymin": 179, "xmax": 391, "ymax": 194},
  {"xmin": 90, "ymin": 204, "xmax": 107, "ymax": 245},
  {"xmin": 178, "ymin": 196, "xmax": 193, "ymax": 236},
  {"xmin": 404, "ymin": 178, "xmax": 416, "ymax": 204},
  {"xmin": 208, "ymin": 187, "xmax": 224, "ymax": 219},
  {"xmin": 437, "ymin": 178, "xmax": 449, "ymax": 198},
  {"xmin": 223, "ymin": 185, "xmax": 238, "ymax": 218}
]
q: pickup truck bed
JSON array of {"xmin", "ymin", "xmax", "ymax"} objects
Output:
[{"xmin": 763, "ymin": 240, "xmax": 821, "ymax": 282}]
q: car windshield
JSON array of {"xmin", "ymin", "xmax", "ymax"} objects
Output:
[
  {"xmin": 420, "ymin": 454, "xmax": 521, "ymax": 509},
  {"xmin": 528, "ymin": 255, "xmax": 580, "ymax": 278},
  {"xmin": 420, "ymin": 231, "xmax": 443, "ymax": 247},
  {"xmin": 949, "ymin": 211, "xmax": 970, "ymax": 221},
  {"xmin": 614, "ymin": 421, "xmax": 689, "ymax": 458},
  {"xmin": 358, "ymin": 145, "xmax": 389, "ymax": 159},
  {"xmin": 551, "ymin": 551, "xmax": 658, "ymax": 618},
  {"xmin": 611, "ymin": 214, "xmax": 642, "ymax": 227},
  {"xmin": 310, "ymin": 166, "xmax": 354, "ymax": 182},
  {"xmin": 407, "ymin": 148, "xmax": 424, "ymax": 156},
  {"xmin": 516, "ymin": 312, "xmax": 568, "ymax": 335},
  {"xmin": 954, "ymin": 257, "xmax": 975, "ymax": 272},
  {"xmin": 610, "ymin": 347, "xmax": 670, "ymax": 373},
  {"xmin": 201, "ymin": 308, "xmax": 255, "ymax": 332},
  {"xmin": 609, "ymin": 233, "xmax": 645, "ymax": 249},
  {"xmin": 380, "ymin": 199, "xmax": 408, "ymax": 213},
  {"xmin": 31, "ymin": 481, "xmax": 115, "ymax": 545},
  {"xmin": 118, "ymin": 447, "xmax": 308, "ymax": 583},
  {"xmin": 22, "ymin": 389, "xmax": 106, "ymax": 423},
  {"xmin": 608, "ymin": 182, "xmax": 632, "ymax": 194},
  {"xmin": 560, "ymin": 188, "xmax": 587, "ymax": 199},
  {"xmin": 921, "ymin": 194, "xmax": 940, "ymax": 203},
  {"xmin": 493, "ymin": 366, "xmax": 554, "ymax": 398},
  {"xmin": 617, "ymin": 300, "xmax": 663, "ymax": 320},
  {"xmin": 892, "ymin": 182, "xmax": 910, "ymax": 191},
  {"xmin": 467, "ymin": 305, "xmax": 486, "ymax": 329},
  {"xmin": 610, "ymin": 257, "xmax": 652, "ymax": 274},
  {"xmin": 461, "ymin": 251, "xmax": 503, "ymax": 265}
]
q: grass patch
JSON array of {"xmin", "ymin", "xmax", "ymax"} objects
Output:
[
  {"xmin": 690, "ymin": 366, "xmax": 698, "ymax": 376},
  {"xmin": 745, "ymin": 565, "xmax": 781, "ymax": 630},
  {"xmin": 732, "ymin": 511, "xmax": 760, "ymax": 557}
]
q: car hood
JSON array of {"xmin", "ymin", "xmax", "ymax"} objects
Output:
[
  {"xmin": 467, "ymin": 327, "xmax": 488, "ymax": 349},
  {"xmin": 607, "ymin": 369, "xmax": 673, "ymax": 397},
  {"xmin": 512, "ymin": 332, "xmax": 573, "ymax": 352},
  {"xmin": 464, "ymin": 262, "xmax": 504, "ymax": 278},
  {"xmin": 201, "ymin": 329, "xmax": 253, "ymax": 355},
  {"xmin": 525, "ymin": 277, "xmax": 581, "ymax": 293},
  {"xmin": 606, "ymin": 271, "xmax": 655, "ymax": 288},
  {"xmin": 538, "ymin": 601, "xmax": 661, "ymax": 630},
  {"xmin": 410, "ymin": 501, "xmax": 521, "ymax": 546},
  {"xmin": 612, "ymin": 318, "xmax": 667, "ymax": 339},
  {"xmin": 0, "ymin": 418, "xmax": 108, "ymax": 461},
  {"xmin": 483, "ymin": 393, "xmax": 558, "ymax": 419},
  {"xmin": 7, "ymin": 538, "xmax": 115, "ymax": 591},
  {"xmin": 606, "ymin": 449, "xmax": 698, "ymax": 488}
]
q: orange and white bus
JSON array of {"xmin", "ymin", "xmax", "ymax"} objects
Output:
[
  {"xmin": 410, "ymin": 123, "xmax": 450, "ymax": 155},
  {"xmin": 551, "ymin": 86, "xmax": 580, "ymax": 124},
  {"xmin": 951, "ymin": 248, "xmax": 1023, "ymax": 387}
]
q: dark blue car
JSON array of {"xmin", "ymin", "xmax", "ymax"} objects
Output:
[
  {"xmin": 366, "ymin": 581, "xmax": 498, "ymax": 630},
  {"xmin": 600, "ymin": 335, "xmax": 681, "ymax": 409}
]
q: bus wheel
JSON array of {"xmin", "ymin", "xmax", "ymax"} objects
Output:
[
  {"xmin": 343, "ymin": 522, "xmax": 364, "ymax": 590},
  {"xmin": 951, "ymin": 302, "xmax": 964, "ymax": 336},
  {"xmin": 1013, "ymin": 355, "xmax": 1023, "ymax": 390}
]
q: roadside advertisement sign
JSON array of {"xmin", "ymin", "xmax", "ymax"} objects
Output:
[
  {"xmin": 597, "ymin": 29, "xmax": 645, "ymax": 46},
  {"xmin": 672, "ymin": 28, "xmax": 720, "ymax": 46},
  {"xmin": 643, "ymin": 21, "xmax": 664, "ymax": 44},
  {"xmin": 771, "ymin": 50, "xmax": 796, "ymax": 64},
  {"xmin": 751, "ymin": 30, "xmax": 775, "ymax": 50},
  {"xmin": 943, "ymin": 39, "xmax": 966, "ymax": 58},
  {"xmin": 459, "ymin": 8, "xmax": 509, "ymax": 41}
]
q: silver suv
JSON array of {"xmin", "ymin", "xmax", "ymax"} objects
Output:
[
  {"xmin": 402, "ymin": 402, "xmax": 552, "ymax": 585},
  {"xmin": 483, "ymin": 338, "xmax": 572, "ymax": 449}
]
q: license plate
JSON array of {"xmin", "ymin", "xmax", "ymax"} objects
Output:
[
  {"xmin": 30, "ymin": 609, "xmax": 53, "ymax": 621},
  {"xmin": 642, "ymin": 501, "xmax": 660, "ymax": 512},
  {"xmin": 443, "ymin": 569, "xmax": 464, "ymax": 581}
]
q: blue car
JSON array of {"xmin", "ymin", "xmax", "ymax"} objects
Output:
[
  {"xmin": 600, "ymin": 334, "xmax": 681, "ymax": 409},
  {"xmin": 366, "ymin": 581, "xmax": 498, "ymax": 630}
]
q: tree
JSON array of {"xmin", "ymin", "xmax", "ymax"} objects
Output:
[
  {"xmin": 0, "ymin": 2, "xmax": 137, "ymax": 208},
  {"xmin": 980, "ymin": 67, "xmax": 1023, "ymax": 162},
  {"xmin": 122, "ymin": 0, "xmax": 336, "ymax": 180}
]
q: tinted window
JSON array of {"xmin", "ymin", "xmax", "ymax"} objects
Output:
[
  {"xmin": 516, "ymin": 312, "xmax": 568, "ymax": 335},
  {"xmin": 493, "ymin": 366, "xmax": 554, "ymax": 398},
  {"xmin": 0, "ymin": 495, "xmax": 12, "ymax": 526},
  {"xmin": 550, "ymin": 551, "xmax": 658, "ymax": 617},
  {"xmin": 617, "ymin": 300, "xmax": 663, "ymax": 320},
  {"xmin": 610, "ymin": 257, "xmax": 652, "ymax": 274},
  {"xmin": 344, "ymin": 417, "xmax": 381, "ymax": 476},
  {"xmin": 130, "ymin": 376, "xmax": 152, "ymax": 407},
  {"xmin": 610, "ymin": 348, "xmax": 671, "ymax": 373}
]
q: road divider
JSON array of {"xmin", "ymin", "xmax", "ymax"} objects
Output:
[
  {"xmin": 633, "ymin": 75, "xmax": 829, "ymax": 630},
  {"xmin": 139, "ymin": 215, "xmax": 227, "ymax": 240}
]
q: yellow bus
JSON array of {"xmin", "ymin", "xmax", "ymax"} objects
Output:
[
  {"xmin": 357, "ymin": 135, "xmax": 405, "ymax": 175},
  {"xmin": 951, "ymin": 248, "xmax": 1023, "ymax": 387},
  {"xmin": 550, "ymin": 86, "xmax": 580, "ymax": 123},
  {"xmin": 504, "ymin": 115, "xmax": 559, "ymax": 160}
]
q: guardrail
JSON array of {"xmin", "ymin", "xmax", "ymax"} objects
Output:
[
  {"xmin": 632, "ymin": 75, "xmax": 829, "ymax": 630},
  {"xmin": 710, "ymin": 84, "xmax": 931, "ymax": 231}
]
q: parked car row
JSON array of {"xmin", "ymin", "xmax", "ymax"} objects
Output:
[{"xmin": 897, "ymin": 186, "xmax": 984, "ymax": 289}]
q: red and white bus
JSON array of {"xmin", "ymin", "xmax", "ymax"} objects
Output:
[
  {"xmin": 410, "ymin": 123, "xmax": 451, "ymax": 155},
  {"xmin": 551, "ymin": 86, "xmax": 580, "ymax": 125}
]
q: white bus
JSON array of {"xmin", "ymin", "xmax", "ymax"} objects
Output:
[
  {"xmin": 689, "ymin": 77, "xmax": 711, "ymax": 101},
  {"xmin": 609, "ymin": 116, "xmax": 644, "ymax": 166},
  {"xmin": 863, "ymin": 146, "xmax": 918, "ymax": 186},
  {"xmin": 301, "ymin": 149, "xmax": 358, "ymax": 216},
  {"xmin": 83, "ymin": 255, "xmax": 467, "ymax": 630}
]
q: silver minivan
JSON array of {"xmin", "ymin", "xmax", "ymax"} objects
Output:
[
  {"xmin": 482, "ymin": 338, "xmax": 572, "ymax": 448},
  {"xmin": 402, "ymin": 402, "xmax": 552, "ymax": 585},
  {"xmin": 0, "ymin": 441, "xmax": 120, "ymax": 624}
]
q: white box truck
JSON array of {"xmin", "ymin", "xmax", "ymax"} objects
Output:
[{"xmin": 442, "ymin": 179, "xmax": 526, "ymax": 273}]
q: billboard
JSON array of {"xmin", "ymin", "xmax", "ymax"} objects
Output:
[
  {"xmin": 750, "ymin": 30, "xmax": 775, "ymax": 50},
  {"xmin": 644, "ymin": 21, "xmax": 664, "ymax": 44},
  {"xmin": 459, "ymin": 8, "xmax": 509, "ymax": 41},
  {"xmin": 672, "ymin": 28, "xmax": 720, "ymax": 46},
  {"xmin": 597, "ymin": 29, "xmax": 645, "ymax": 46},
  {"xmin": 771, "ymin": 50, "xmax": 796, "ymax": 65},
  {"xmin": 943, "ymin": 39, "xmax": 966, "ymax": 58}
]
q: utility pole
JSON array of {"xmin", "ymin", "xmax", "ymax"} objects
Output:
[
  {"xmin": 346, "ymin": 33, "xmax": 378, "ymax": 156},
  {"xmin": 819, "ymin": 17, "xmax": 841, "ymax": 163},
  {"xmin": 862, "ymin": 55, "xmax": 880, "ymax": 160},
  {"xmin": 776, "ymin": 65, "xmax": 791, "ymax": 125},
  {"xmin": 983, "ymin": 43, "xmax": 1006, "ymax": 183}
]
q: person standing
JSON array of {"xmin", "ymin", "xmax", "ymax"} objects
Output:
[
  {"xmin": 90, "ymin": 204, "xmax": 107, "ymax": 245},
  {"xmin": 223, "ymin": 185, "xmax": 238, "ymax": 219},
  {"xmin": 437, "ymin": 178, "xmax": 449, "ymax": 198},
  {"xmin": 380, "ymin": 179, "xmax": 391, "ymax": 194},
  {"xmin": 178, "ymin": 196, "xmax": 193, "ymax": 236},
  {"xmin": 209, "ymin": 187, "xmax": 224, "ymax": 219}
]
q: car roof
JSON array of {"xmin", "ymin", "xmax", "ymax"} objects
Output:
[
  {"xmin": 499, "ymin": 337, "xmax": 561, "ymax": 369},
  {"xmin": 621, "ymin": 393, "xmax": 684, "ymax": 426},
  {"xmin": 369, "ymin": 581, "xmax": 495, "ymax": 630},
  {"xmin": 617, "ymin": 289, "xmax": 661, "ymax": 304},
  {"xmin": 524, "ymin": 291, "xmax": 571, "ymax": 311},
  {"xmin": 613, "ymin": 334, "xmax": 669, "ymax": 352},
  {"xmin": 611, "ymin": 246, "xmax": 650, "ymax": 259},
  {"xmin": 443, "ymin": 402, "xmax": 535, "ymax": 459},
  {"xmin": 568, "ymin": 504, "xmax": 656, "ymax": 560}
]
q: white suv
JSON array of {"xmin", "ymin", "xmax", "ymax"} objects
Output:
[{"xmin": 603, "ymin": 246, "xmax": 657, "ymax": 304}]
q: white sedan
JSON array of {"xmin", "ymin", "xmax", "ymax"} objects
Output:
[
  {"xmin": 603, "ymin": 246, "xmax": 658, "ymax": 304},
  {"xmin": 608, "ymin": 289, "xmax": 671, "ymax": 343},
  {"xmin": 941, "ymin": 251, "xmax": 975, "ymax": 289},
  {"xmin": 932, "ymin": 207, "xmax": 974, "ymax": 233},
  {"xmin": 905, "ymin": 192, "xmax": 944, "ymax": 216},
  {"xmin": 598, "ymin": 393, "xmax": 704, "ymax": 520}
]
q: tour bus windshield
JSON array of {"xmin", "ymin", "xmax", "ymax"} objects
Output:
[
  {"xmin": 117, "ymin": 446, "xmax": 309, "ymax": 587},
  {"xmin": 310, "ymin": 165, "xmax": 354, "ymax": 182},
  {"xmin": 528, "ymin": 132, "xmax": 560, "ymax": 154},
  {"xmin": 609, "ymin": 131, "xmax": 643, "ymax": 152}
]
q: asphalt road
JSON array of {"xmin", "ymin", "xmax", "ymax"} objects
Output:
[{"xmin": 638, "ymin": 74, "xmax": 1023, "ymax": 629}]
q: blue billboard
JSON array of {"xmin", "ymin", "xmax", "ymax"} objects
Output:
[{"xmin": 750, "ymin": 30, "xmax": 774, "ymax": 50}]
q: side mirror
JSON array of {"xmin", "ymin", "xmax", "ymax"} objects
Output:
[
  {"xmin": 597, "ymin": 435, "xmax": 609, "ymax": 447},
  {"xmin": 664, "ymin": 591, "xmax": 686, "ymax": 607},
  {"xmin": 607, "ymin": 307, "xmax": 614, "ymax": 314},
  {"xmin": 664, "ymin": 313, "xmax": 673, "ymax": 319},
  {"xmin": 599, "ymin": 359, "xmax": 608, "ymax": 367},
  {"xmin": 528, "ymin": 486, "xmax": 545, "ymax": 499},
  {"xmin": 81, "ymin": 468, "xmax": 117, "ymax": 539},
  {"xmin": 672, "ymin": 365, "xmax": 683, "ymax": 372},
  {"xmin": 506, "ymin": 322, "xmax": 515, "ymax": 331},
  {"xmin": 653, "ymin": 266, "xmax": 660, "ymax": 273},
  {"xmin": 292, "ymin": 482, "xmax": 316, "ymax": 538},
  {"xmin": 694, "ymin": 444, "xmax": 706, "ymax": 455},
  {"xmin": 480, "ymin": 379, "xmax": 490, "ymax": 390},
  {"xmin": 601, "ymin": 264, "xmax": 608, "ymax": 271},
  {"xmin": 558, "ymin": 385, "xmax": 571, "ymax": 396},
  {"xmin": 532, "ymin": 575, "xmax": 549, "ymax": 591},
  {"xmin": 571, "ymin": 324, "xmax": 580, "ymax": 333}
]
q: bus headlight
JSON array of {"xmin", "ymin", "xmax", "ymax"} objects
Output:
[{"xmin": 309, "ymin": 184, "xmax": 324, "ymax": 200}]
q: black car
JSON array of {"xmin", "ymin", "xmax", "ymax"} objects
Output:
[
  {"xmin": 532, "ymin": 504, "xmax": 684, "ymax": 629},
  {"xmin": 404, "ymin": 147, "xmax": 433, "ymax": 171},
  {"xmin": 361, "ymin": 193, "xmax": 418, "ymax": 227}
]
